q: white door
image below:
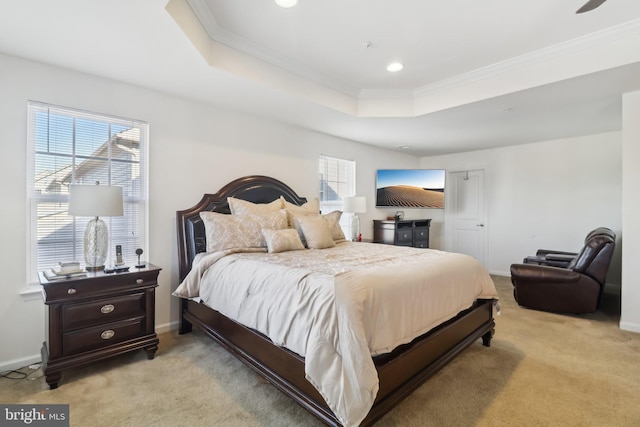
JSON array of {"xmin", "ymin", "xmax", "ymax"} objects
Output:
[{"xmin": 446, "ymin": 169, "xmax": 486, "ymax": 266}]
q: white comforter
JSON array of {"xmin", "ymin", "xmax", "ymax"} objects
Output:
[{"xmin": 173, "ymin": 242, "xmax": 498, "ymax": 426}]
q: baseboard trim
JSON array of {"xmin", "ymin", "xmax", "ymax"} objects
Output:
[
  {"xmin": 619, "ymin": 321, "xmax": 640, "ymax": 333},
  {"xmin": 0, "ymin": 353, "xmax": 42, "ymax": 372},
  {"xmin": 488, "ymin": 270, "xmax": 510, "ymax": 277},
  {"xmin": 156, "ymin": 320, "xmax": 179, "ymax": 334}
]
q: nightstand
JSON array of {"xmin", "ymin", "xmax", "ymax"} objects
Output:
[
  {"xmin": 373, "ymin": 219, "xmax": 431, "ymax": 248},
  {"xmin": 39, "ymin": 264, "xmax": 161, "ymax": 389}
]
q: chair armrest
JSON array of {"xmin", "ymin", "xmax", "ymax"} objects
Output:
[
  {"xmin": 535, "ymin": 249, "xmax": 578, "ymax": 257},
  {"xmin": 544, "ymin": 253, "xmax": 576, "ymax": 262},
  {"xmin": 522, "ymin": 255, "xmax": 574, "ymax": 268},
  {"xmin": 510, "ymin": 264, "xmax": 582, "ymax": 283}
]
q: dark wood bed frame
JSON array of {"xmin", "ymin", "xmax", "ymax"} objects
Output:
[{"xmin": 176, "ymin": 175, "xmax": 496, "ymax": 426}]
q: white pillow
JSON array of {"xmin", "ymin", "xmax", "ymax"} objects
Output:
[
  {"xmin": 296, "ymin": 215, "xmax": 336, "ymax": 249},
  {"xmin": 228, "ymin": 197, "xmax": 283, "ymax": 216},
  {"xmin": 261, "ymin": 228, "xmax": 305, "ymax": 253},
  {"xmin": 200, "ymin": 210, "xmax": 287, "ymax": 252}
]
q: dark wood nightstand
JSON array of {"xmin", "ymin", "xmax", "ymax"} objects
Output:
[
  {"xmin": 373, "ymin": 219, "xmax": 431, "ymax": 248},
  {"xmin": 39, "ymin": 264, "xmax": 161, "ymax": 389}
]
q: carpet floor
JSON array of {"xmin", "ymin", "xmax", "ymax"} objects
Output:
[{"xmin": 2, "ymin": 275, "xmax": 639, "ymax": 426}]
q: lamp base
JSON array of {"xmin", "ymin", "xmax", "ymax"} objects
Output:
[
  {"xmin": 351, "ymin": 213, "xmax": 360, "ymax": 242},
  {"xmin": 84, "ymin": 217, "xmax": 109, "ymax": 271}
]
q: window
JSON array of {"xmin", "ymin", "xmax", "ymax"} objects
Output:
[
  {"xmin": 27, "ymin": 101, "xmax": 148, "ymax": 283},
  {"xmin": 319, "ymin": 155, "xmax": 355, "ymax": 236}
]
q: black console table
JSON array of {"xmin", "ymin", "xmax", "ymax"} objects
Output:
[{"xmin": 373, "ymin": 219, "xmax": 431, "ymax": 248}]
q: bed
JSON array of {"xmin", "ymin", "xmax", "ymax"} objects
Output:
[{"xmin": 174, "ymin": 175, "xmax": 498, "ymax": 426}]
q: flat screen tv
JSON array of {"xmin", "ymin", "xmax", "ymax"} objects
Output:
[{"xmin": 376, "ymin": 169, "xmax": 445, "ymax": 208}]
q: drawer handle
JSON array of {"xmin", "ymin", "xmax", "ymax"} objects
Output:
[
  {"xmin": 67, "ymin": 288, "xmax": 76, "ymax": 295},
  {"xmin": 101, "ymin": 330, "xmax": 115, "ymax": 340},
  {"xmin": 136, "ymin": 278, "xmax": 143, "ymax": 284},
  {"xmin": 101, "ymin": 304, "xmax": 115, "ymax": 314}
]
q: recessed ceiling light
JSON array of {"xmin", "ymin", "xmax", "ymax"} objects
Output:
[
  {"xmin": 275, "ymin": 0, "xmax": 299, "ymax": 8},
  {"xmin": 387, "ymin": 62, "xmax": 404, "ymax": 72}
]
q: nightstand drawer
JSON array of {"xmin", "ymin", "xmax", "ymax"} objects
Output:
[
  {"xmin": 42, "ymin": 270, "xmax": 158, "ymax": 303},
  {"xmin": 62, "ymin": 293, "xmax": 145, "ymax": 331},
  {"xmin": 63, "ymin": 318, "xmax": 145, "ymax": 356},
  {"xmin": 414, "ymin": 227, "xmax": 429, "ymax": 240},
  {"xmin": 396, "ymin": 229, "xmax": 413, "ymax": 244},
  {"xmin": 414, "ymin": 227, "xmax": 429, "ymax": 248}
]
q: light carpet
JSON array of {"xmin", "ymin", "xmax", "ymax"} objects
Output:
[{"xmin": 2, "ymin": 276, "xmax": 639, "ymax": 426}]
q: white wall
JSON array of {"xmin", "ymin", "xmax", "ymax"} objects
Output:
[
  {"xmin": 419, "ymin": 133, "xmax": 623, "ymax": 281},
  {"xmin": 621, "ymin": 90, "xmax": 640, "ymax": 332},
  {"xmin": 0, "ymin": 53, "xmax": 418, "ymax": 369}
]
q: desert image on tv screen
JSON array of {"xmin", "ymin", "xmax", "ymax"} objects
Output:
[{"xmin": 376, "ymin": 169, "xmax": 445, "ymax": 208}]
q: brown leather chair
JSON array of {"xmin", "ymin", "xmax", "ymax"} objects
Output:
[
  {"xmin": 522, "ymin": 227, "xmax": 616, "ymax": 268},
  {"xmin": 511, "ymin": 228, "xmax": 616, "ymax": 314}
]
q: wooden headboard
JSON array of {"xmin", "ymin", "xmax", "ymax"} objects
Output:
[{"xmin": 176, "ymin": 175, "xmax": 307, "ymax": 281}]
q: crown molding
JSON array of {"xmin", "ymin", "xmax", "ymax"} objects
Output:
[
  {"xmin": 414, "ymin": 18, "xmax": 640, "ymax": 99},
  {"xmin": 181, "ymin": 2, "xmax": 640, "ymax": 118},
  {"xmin": 187, "ymin": 0, "xmax": 360, "ymax": 98}
]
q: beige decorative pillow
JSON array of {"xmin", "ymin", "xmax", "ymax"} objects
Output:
[
  {"xmin": 261, "ymin": 228, "xmax": 305, "ymax": 253},
  {"xmin": 289, "ymin": 211, "xmax": 345, "ymax": 245},
  {"xmin": 322, "ymin": 210, "xmax": 346, "ymax": 242},
  {"xmin": 296, "ymin": 215, "xmax": 336, "ymax": 249},
  {"xmin": 281, "ymin": 197, "xmax": 319, "ymax": 219},
  {"xmin": 200, "ymin": 210, "xmax": 287, "ymax": 252},
  {"xmin": 228, "ymin": 197, "xmax": 283, "ymax": 216}
]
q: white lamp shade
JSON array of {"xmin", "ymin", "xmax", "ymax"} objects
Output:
[
  {"xmin": 69, "ymin": 184, "xmax": 124, "ymax": 217},
  {"xmin": 343, "ymin": 196, "xmax": 367, "ymax": 214}
]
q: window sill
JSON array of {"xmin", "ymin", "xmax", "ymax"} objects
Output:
[{"xmin": 20, "ymin": 284, "xmax": 43, "ymax": 302}]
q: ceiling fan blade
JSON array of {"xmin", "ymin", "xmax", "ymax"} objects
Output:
[{"xmin": 576, "ymin": 0, "xmax": 608, "ymax": 14}]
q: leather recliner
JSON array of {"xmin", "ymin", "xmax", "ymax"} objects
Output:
[
  {"xmin": 522, "ymin": 227, "xmax": 616, "ymax": 268},
  {"xmin": 510, "ymin": 228, "xmax": 616, "ymax": 314}
]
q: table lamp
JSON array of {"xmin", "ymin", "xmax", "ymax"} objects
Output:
[
  {"xmin": 69, "ymin": 182, "xmax": 123, "ymax": 271},
  {"xmin": 343, "ymin": 196, "xmax": 367, "ymax": 241}
]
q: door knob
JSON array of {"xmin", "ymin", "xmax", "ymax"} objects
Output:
[{"xmin": 476, "ymin": 224, "xmax": 485, "ymax": 227}]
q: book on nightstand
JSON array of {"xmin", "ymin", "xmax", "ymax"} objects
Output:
[
  {"xmin": 58, "ymin": 261, "xmax": 80, "ymax": 271},
  {"xmin": 43, "ymin": 266, "xmax": 86, "ymax": 281}
]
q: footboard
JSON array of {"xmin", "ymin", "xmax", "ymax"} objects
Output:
[
  {"xmin": 370, "ymin": 299, "xmax": 494, "ymax": 424},
  {"xmin": 180, "ymin": 297, "xmax": 495, "ymax": 426}
]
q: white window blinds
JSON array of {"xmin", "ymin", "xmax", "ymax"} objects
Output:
[
  {"xmin": 27, "ymin": 101, "xmax": 148, "ymax": 283},
  {"xmin": 319, "ymin": 155, "xmax": 355, "ymax": 236}
]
